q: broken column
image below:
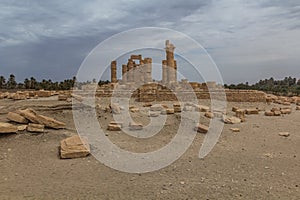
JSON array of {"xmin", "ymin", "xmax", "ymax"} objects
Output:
[
  {"xmin": 122, "ymin": 64, "xmax": 127, "ymax": 83},
  {"xmin": 111, "ymin": 60, "xmax": 117, "ymax": 83},
  {"xmin": 162, "ymin": 60, "xmax": 168, "ymax": 84},
  {"xmin": 127, "ymin": 59, "xmax": 134, "ymax": 82},
  {"xmin": 143, "ymin": 58, "xmax": 152, "ymax": 83},
  {"xmin": 165, "ymin": 40, "xmax": 176, "ymax": 83}
]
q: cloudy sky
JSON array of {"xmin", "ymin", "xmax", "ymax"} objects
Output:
[{"xmin": 0, "ymin": 0, "xmax": 300, "ymax": 84}]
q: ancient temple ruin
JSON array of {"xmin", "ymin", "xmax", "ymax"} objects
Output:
[{"xmin": 110, "ymin": 40, "xmax": 177, "ymax": 85}]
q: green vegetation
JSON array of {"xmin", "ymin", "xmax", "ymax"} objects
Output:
[
  {"xmin": 0, "ymin": 74, "xmax": 110, "ymax": 90},
  {"xmin": 224, "ymin": 76, "xmax": 300, "ymax": 96}
]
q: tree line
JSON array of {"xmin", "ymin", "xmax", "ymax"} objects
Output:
[
  {"xmin": 0, "ymin": 74, "xmax": 110, "ymax": 90},
  {"xmin": 224, "ymin": 76, "xmax": 300, "ymax": 96}
]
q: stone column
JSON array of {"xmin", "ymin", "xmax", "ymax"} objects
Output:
[
  {"xmin": 144, "ymin": 58, "xmax": 152, "ymax": 83},
  {"xmin": 174, "ymin": 60, "xmax": 177, "ymax": 83},
  {"xmin": 162, "ymin": 60, "xmax": 168, "ymax": 84},
  {"xmin": 165, "ymin": 40, "xmax": 176, "ymax": 83},
  {"xmin": 127, "ymin": 59, "xmax": 134, "ymax": 82},
  {"xmin": 122, "ymin": 64, "xmax": 127, "ymax": 83},
  {"xmin": 111, "ymin": 60, "xmax": 117, "ymax": 83}
]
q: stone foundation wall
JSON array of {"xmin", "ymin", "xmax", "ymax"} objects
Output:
[{"xmin": 77, "ymin": 84, "xmax": 266, "ymax": 102}]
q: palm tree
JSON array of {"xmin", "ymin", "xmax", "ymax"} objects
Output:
[
  {"xmin": 7, "ymin": 74, "xmax": 17, "ymax": 89},
  {"xmin": 0, "ymin": 76, "xmax": 6, "ymax": 89}
]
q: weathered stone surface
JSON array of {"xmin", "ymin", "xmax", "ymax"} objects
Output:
[
  {"xmin": 194, "ymin": 123, "xmax": 209, "ymax": 134},
  {"xmin": 60, "ymin": 135, "xmax": 90, "ymax": 159},
  {"xmin": 109, "ymin": 103, "xmax": 121, "ymax": 114},
  {"xmin": 222, "ymin": 116, "xmax": 241, "ymax": 124},
  {"xmin": 232, "ymin": 106, "xmax": 239, "ymax": 112},
  {"xmin": 166, "ymin": 108, "xmax": 175, "ymax": 114},
  {"xmin": 58, "ymin": 94, "xmax": 68, "ymax": 101},
  {"xmin": 235, "ymin": 109, "xmax": 245, "ymax": 118},
  {"xmin": 27, "ymin": 123, "xmax": 44, "ymax": 133},
  {"xmin": 278, "ymin": 132, "xmax": 290, "ymax": 137},
  {"xmin": 271, "ymin": 107, "xmax": 280, "ymax": 112},
  {"xmin": 230, "ymin": 128, "xmax": 240, "ymax": 132},
  {"xmin": 150, "ymin": 104, "xmax": 163, "ymax": 111},
  {"xmin": 0, "ymin": 122, "xmax": 18, "ymax": 133},
  {"xmin": 129, "ymin": 106, "xmax": 140, "ymax": 113},
  {"xmin": 273, "ymin": 110, "xmax": 281, "ymax": 116},
  {"xmin": 195, "ymin": 105, "xmax": 209, "ymax": 112},
  {"xmin": 246, "ymin": 109, "xmax": 259, "ymax": 115},
  {"xmin": 149, "ymin": 112, "xmax": 160, "ymax": 117},
  {"xmin": 107, "ymin": 124, "xmax": 122, "ymax": 131},
  {"xmin": 19, "ymin": 109, "xmax": 39, "ymax": 123},
  {"xmin": 36, "ymin": 115, "xmax": 66, "ymax": 129},
  {"xmin": 17, "ymin": 125, "xmax": 27, "ymax": 131},
  {"xmin": 183, "ymin": 105, "xmax": 193, "ymax": 111},
  {"xmin": 281, "ymin": 108, "xmax": 292, "ymax": 114},
  {"xmin": 71, "ymin": 94, "xmax": 85, "ymax": 102},
  {"xmin": 7, "ymin": 112, "xmax": 28, "ymax": 124},
  {"xmin": 129, "ymin": 122, "xmax": 143, "ymax": 130},
  {"xmin": 204, "ymin": 111, "xmax": 214, "ymax": 119},
  {"xmin": 265, "ymin": 111, "xmax": 275, "ymax": 116}
]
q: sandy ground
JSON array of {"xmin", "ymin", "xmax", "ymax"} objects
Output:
[{"xmin": 0, "ymin": 97, "xmax": 299, "ymax": 200}]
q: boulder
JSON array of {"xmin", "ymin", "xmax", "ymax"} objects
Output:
[
  {"xmin": 195, "ymin": 105, "xmax": 209, "ymax": 112},
  {"xmin": 0, "ymin": 122, "xmax": 18, "ymax": 134},
  {"xmin": 27, "ymin": 123, "xmax": 44, "ymax": 133},
  {"xmin": 296, "ymin": 106, "xmax": 300, "ymax": 110},
  {"xmin": 204, "ymin": 111, "xmax": 214, "ymax": 119},
  {"xmin": 109, "ymin": 103, "xmax": 121, "ymax": 114},
  {"xmin": 194, "ymin": 123, "xmax": 209, "ymax": 134},
  {"xmin": 278, "ymin": 132, "xmax": 290, "ymax": 137},
  {"xmin": 129, "ymin": 122, "xmax": 143, "ymax": 130},
  {"xmin": 232, "ymin": 106, "xmax": 239, "ymax": 112},
  {"xmin": 235, "ymin": 109, "xmax": 245, "ymax": 118},
  {"xmin": 107, "ymin": 123, "xmax": 122, "ymax": 131},
  {"xmin": 129, "ymin": 106, "xmax": 140, "ymax": 113},
  {"xmin": 35, "ymin": 115, "xmax": 66, "ymax": 129},
  {"xmin": 222, "ymin": 116, "xmax": 241, "ymax": 124},
  {"xmin": 60, "ymin": 135, "xmax": 90, "ymax": 159},
  {"xmin": 150, "ymin": 104, "xmax": 163, "ymax": 112},
  {"xmin": 265, "ymin": 111, "xmax": 275, "ymax": 116},
  {"xmin": 273, "ymin": 110, "xmax": 281, "ymax": 116},
  {"xmin": 17, "ymin": 125, "xmax": 27, "ymax": 131},
  {"xmin": 281, "ymin": 108, "xmax": 292, "ymax": 115},
  {"xmin": 7, "ymin": 112, "xmax": 28, "ymax": 124},
  {"xmin": 230, "ymin": 128, "xmax": 240, "ymax": 132},
  {"xmin": 18, "ymin": 109, "xmax": 39, "ymax": 123},
  {"xmin": 246, "ymin": 109, "xmax": 259, "ymax": 115}
]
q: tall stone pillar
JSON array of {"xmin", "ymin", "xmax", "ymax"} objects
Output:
[
  {"xmin": 111, "ymin": 60, "xmax": 117, "ymax": 83},
  {"xmin": 174, "ymin": 60, "xmax": 177, "ymax": 83},
  {"xmin": 127, "ymin": 59, "xmax": 134, "ymax": 82},
  {"xmin": 162, "ymin": 60, "xmax": 168, "ymax": 84},
  {"xmin": 122, "ymin": 64, "xmax": 127, "ymax": 83},
  {"xmin": 144, "ymin": 58, "xmax": 152, "ymax": 83},
  {"xmin": 165, "ymin": 40, "xmax": 176, "ymax": 83}
]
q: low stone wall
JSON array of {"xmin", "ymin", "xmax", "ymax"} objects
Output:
[{"xmin": 76, "ymin": 83, "xmax": 266, "ymax": 103}]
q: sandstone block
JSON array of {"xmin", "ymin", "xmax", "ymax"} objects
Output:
[
  {"xmin": 265, "ymin": 111, "xmax": 275, "ymax": 116},
  {"xmin": 194, "ymin": 123, "xmax": 209, "ymax": 134},
  {"xmin": 0, "ymin": 122, "xmax": 18, "ymax": 133},
  {"xmin": 129, "ymin": 122, "xmax": 143, "ymax": 130},
  {"xmin": 222, "ymin": 116, "xmax": 241, "ymax": 124},
  {"xmin": 27, "ymin": 123, "xmax": 44, "ymax": 133},
  {"xmin": 7, "ymin": 112, "xmax": 28, "ymax": 124},
  {"xmin": 60, "ymin": 135, "xmax": 90, "ymax": 159},
  {"xmin": 204, "ymin": 111, "xmax": 214, "ymax": 119},
  {"xmin": 246, "ymin": 109, "xmax": 259, "ymax": 115}
]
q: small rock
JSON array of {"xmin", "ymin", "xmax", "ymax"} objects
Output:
[
  {"xmin": 278, "ymin": 132, "xmax": 290, "ymax": 137},
  {"xmin": 230, "ymin": 128, "xmax": 240, "ymax": 132},
  {"xmin": 194, "ymin": 123, "xmax": 209, "ymax": 134},
  {"xmin": 27, "ymin": 123, "xmax": 44, "ymax": 133},
  {"xmin": 60, "ymin": 135, "xmax": 90, "ymax": 159}
]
